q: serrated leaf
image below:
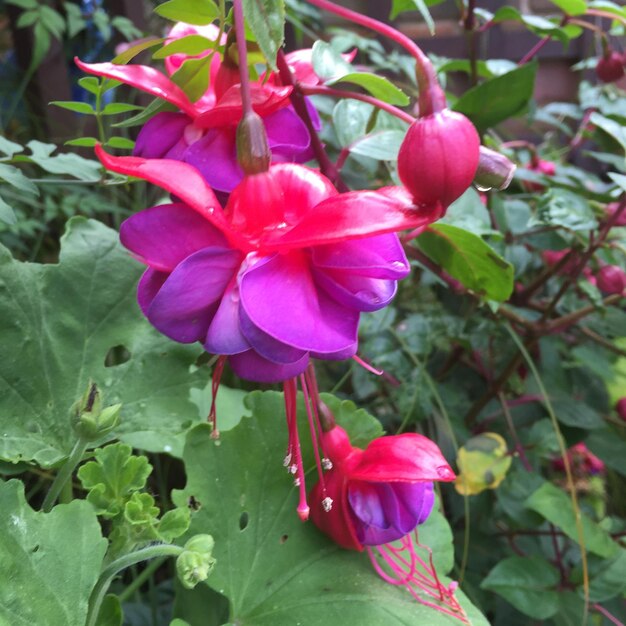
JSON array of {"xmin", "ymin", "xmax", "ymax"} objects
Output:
[
  {"xmin": 50, "ymin": 100, "xmax": 96, "ymax": 115},
  {"xmin": 453, "ymin": 62, "xmax": 537, "ymax": 133},
  {"xmin": 525, "ymin": 482, "xmax": 618, "ymax": 557},
  {"xmin": 0, "ymin": 163, "xmax": 38, "ymax": 195},
  {"xmin": 242, "ymin": 0, "xmax": 285, "ymax": 70},
  {"xmin": 78, "ymin": 443, "xmax": 152, "ymax": 517},
  {"xmin": 155, "ymin": 0, "xmax": 220, "ymax": 25},
  {"xmin": 153, "ymin": 34, "xmax": 216, "ymax": 59},
  {"xmin": 416, "ymin": 224, "xmax": 514, "ymax": 301},
  {"xmin": 174, "ymin": 392, "xmax": 488, "ymax": 625},
  {"xmin": 0, "ymin": 218, "xmax": 207, "ymax": 467},
  {"xmin": 481, "ymin": 556, "xmax": 560, "ymax": 620},
  {"xmin": 0, "ymin": 480, "xmax": 107, "ymax": 626}
]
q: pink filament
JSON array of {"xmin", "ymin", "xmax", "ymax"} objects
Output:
[
  {"xmin": 304, "ymin": 364, "xmax": 328, "ymax": 459},
  {"xmin": 352, "ymin": 354, "xmax": 384, "ymax": 376},
  {"xmin": 300, "ymin": 373, "xmax": 326, "ymax": 495},
  {"xmin": 208, "ymin": 356, "xmax": 227, "ymax": 438}
]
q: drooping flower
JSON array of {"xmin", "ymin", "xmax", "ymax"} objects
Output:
[
  {"xmin": 307, "ymin": 418, "xmax": 466, "ymax": 621},
  {"xmin": 97, "ymin": 147, "xmax": 441, "ymax": 386},
  {"xmin": 397, "ymin": 109, "xmax": 480, "ymax": 213},
  {"xmin": 76, "ymin": 24, "xmax": 317, "ymax": 193},
  {"xmin": 595, "ymin": 50, "xmax": 625, "ymax": 84}
]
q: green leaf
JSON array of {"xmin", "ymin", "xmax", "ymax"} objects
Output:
[
  {"xmin": 159, "ymin": 507, "xmax": 192, "ymax": 542},
  {"xmin": 155, "ymin": 0, "xmax": 220, "ymax": 25},
  {"xmin": 77, "ymin": 443, "xmax": 152, "ymax": 517},
  {"xmin": 105, "ymin": 137, "xmax": 135, "ymax": 150},
  {"xmin": 585, "ymin": 549, "xmax": 626, "ymax": 602},
  {"xmin": 39, "ymin": 5, "xmax": 66, "ymax": 38},
  {"xmin": 389, "ymin": 0, "xmax": 436, "ymax": 33},
  {"xmin": 416, "ymin": 224, "xmax": 514, "ymax": 301},
  {"xmin": 95, "ymin": 595, "xmax": 123, "ymax": 626},
  {"xmin": 547, "ymin": 395, "xmax": 605, "ymax": 429},
  {"xmin": 0, "ymin": 195, "xmax": 17, "ymax": 225},
  {"xmin": 190, "ymin": 384, "xmax": 250, "ymax": 433},
  {"xmin": 16, "ymin": 9, "xmax": 39, "ymax": 29},
  {"xmin": 440, "ymin": 188, "xmax": 498, "ymax": 237},
  {"xmin": 0, "ymin": 136, "xmax": 23, "ymax": 157},
  {"xmin": 0, "ymin": 480, "xmax": 107, "ymax": 626},
  {"xmin": 548, "ymin": 0, "xmax": 588, "ymax": 16},
  {"xmin": 532, "ymin": 189, "xmax": 598, "ymax": 232},
  {"xmin": 0, "ymin": 163, "xmax": 38, "ymax": 195},
  {"xmin": 525, "ymin": 482, "xmax": 618, "ymax": 557},
  {"xmin": 64, "ymin": 1, "xmax": 86, "ymax": 38},
  {"xmin": 453, "ymin": 62, "xmax": 537, "ymax": 133},
  {"xmin": 50, "ymin": 100, "xmax": 96, "ymax": 115},
  {"xmin": 329, "ymin": 73, "xmax": 410, "ymax": 106},
  {"xmin": 590, "ymin": 112, "xmax": 626, "ymax": 154},
  {"xmin": 16, "ymin": 140, "xmax": 101, "ymax": 181},
  {"xmin": 100, "ymin": 103, "xmax": 143, "ymax": 115},
  {"xmin": 111, "ymin": 38, "xmax": 165, "ymax": 65},
  {"xmin": 6, "ymin": 0, "xmax": 37, "ymax": 9},
  {"xmin": 242, "ymin": 0, "xmax": 285, "ymax": 70},
  {"xmin": 481, "ymin": 556, "xmax": 560, "ymax": 620},
  {"xmin": 608, "ymin": 172, "xmax": 626, "ymax": 193},
  {"xmin": 65, "ymin": 137, "xmax": 99, "ymax": 148},
  {"xmin": 153, "ymin": 34, "xmax": 216, "ymax": 59},
  {"xmin": 348, "ymin": 130, "xmax": 405, "ymax": 160},
  {"xmin": 587, "ymin": 428, "xmax": 626, "ymax": 476},
  {"xmin": 110, "ymin": 15, "xmax": 142, "ymax": 41},
  {"xmin": 0, "ymin": 218, "xmax": 206, "ymax": 467},
  {"xmin": 172, "ymin": 56, "xmax": 213, "ymax": 103},
  {"xmin": 332, "ymin": 100, "xmax": 375, "ymax": 147},
  {"xmin": 173, "ymin": 391, "xmax": 488, "ymax": 625}
]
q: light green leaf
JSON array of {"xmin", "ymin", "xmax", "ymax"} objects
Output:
[
  {"xmin": 348, "ymin": 130, "xmax": 405, "ymax": 160},
  {"xmin": 105, "ymin": 137, "xmax": 135, "ymax": 150},
  {"xmin": 173, "ymin": 391, "xmax": 488, "ymax": 625},
  {"xmin": 525, "ymin": 482, "xmax": 618, "ymax": 557},
  {"xmin": 153, "ymin": 34, "xmax": 216, "ymax": 59},
  {"xmin": 548, "ymin": 0, "xmax": 588, "ymax": 15},
  {"xmin": 416, "ymin": 224, "xmax": 514, "ymax": 301},
  {"xmin": 0, "ymin": 136, "xmax": 23, "ymax": 157},
  {"xmin": 94, "ymin": 595, "xmax": 122, "ymax": 626},
  {"xmin": 65, "ymin": 137, "xmax": 99, "ymax": 148},
  {"xmin": 155, "ymin": 0, "xmax": 220, "ymax": 25},
  {"xmin": 330, "ymin": 73, "xmax": 409, "ymax": 106},
  {"xmin": 0, "ymin": 480, "xmax": 107, "ymax": 626},
  {"xmin": 533, "ymin": 189, "xmax": 598, "ymax": 232},
  {"xmin": 331, "ymin": 99, "xmax": 375, "ymax": 147},
  {"xmin": 453, "ymin": 62, "xmax": 537, "ymax": 133},
  {"xmin": 481, "ymin": 556, "xmax": 560, "ymax": 620},
  {"xmin": 0, "ymin": 163, "xmax": 38, "ymax": 195},
  {"xmin": 0, "ymin": 218, "xmax": 207, "ymax": 467},
  {"xmin": 100, "ymin": 103, "xmax": 143, "ymax": 115},
  {"xmin": 172, "ymin": 56, "xmax": 212, "ymax": 103},
  {"xmin": 50, "ymin": 100, "xmax": 96, "ymax": 115},
  {"xmin": 0, "ymin": 195, "xmax": 17, "ymax": 225},
  {"xmin": 15, "ymin": 141, "xmax": 101, "ymax": 181},
  {"xmin": 242, "ymin": 0, "xmax": 285, "ymax": 70}
]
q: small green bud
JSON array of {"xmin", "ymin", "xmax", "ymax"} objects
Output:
[
  {"xmin": 72, "ymin": 380, "xmax": 121, "ymax": 441},
  {"xmin": 236, "ymin": 112, "xmax": 271, "ymax": 175},
  {"xmin": 176, "ymin": 534, "xmax": 216, "ymax": 590}
]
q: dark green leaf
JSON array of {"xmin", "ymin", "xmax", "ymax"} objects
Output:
[
  {"xmin": 416, "ymin": 224, "xmax": 514, "ymax": 301},
  {"xmin": 587, "ymin": 429, "xmax": 626, "ymax": 476},
  {"xmin": 95, "ymin": 595, "xmax": 122, "ymax": 626},
  {"xmin": 0, "ymin": 163, "xmax": 38, "ymax": 195},
  {"xmin": 155, "ymin": 0, "xmax": 220, "ymax": 25},
  {"xmin": 481, "ymin": 556, "xmax": 560, "ymax": 620},
  {"xmin": 242, "ymin": 0, "xmax": 285, "ymax": 70},
  {"xmin": 330, "ymin": 72, "xmax": 409, "ymax": 106},
  {"xmin": 0, "ymin": 195, "xmax": 17, "ymax": 225},
  {"xmin": 101, "ymin": 103, "xmax": 143, "ymax": 115},
  {"xmin": 453, "ymin": 62, "xmax": 537, "ymax": 133}
]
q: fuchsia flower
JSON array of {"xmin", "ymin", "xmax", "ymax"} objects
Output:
[
  {"xmin": 96, "ymin": 147, "xmax": 441, "ymax": 385},
  {"xmin": 596, "ymin": 264, "xmax": 626, "ymax": 295},
  {"xmin": 553, "ymin": 443, "xmax": 604, "ymax": 475},
  {"xmin": 76, "ymin": 24, "xmax": 317, "ymax": 193},
  {"xmin": 307, "ymin": 421, "xmax": 466, "ymax": 621},
  {"xmin": 595, "ymin": 50, "xmax": 625, "ymax": 84}
]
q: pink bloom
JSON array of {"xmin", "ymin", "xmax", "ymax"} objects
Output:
[
  {"xmin": 97, "ymin": 147, "xmax": 441, "ymax": 384},
  {"xmin": 541, "ymin": 249, "xmax": 578, "ymax": 275},
  {"xmin": 524, "ymin": 158, "xmax": 555, "ymax": 192},
  {"xmin": 596, "ymin": 264, "xmax": 626, "ymax": 295},
  {"xmin": 553, "ymin": 443, "xmax": 604, "ymax": 475}
]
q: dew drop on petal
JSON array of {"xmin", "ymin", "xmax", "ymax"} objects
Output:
[{"xmin": 436, "ymin": 465, "xmax": 455, "ymax": 480}]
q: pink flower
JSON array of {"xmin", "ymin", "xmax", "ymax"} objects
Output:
[
  {"xmin": 96, "ymin": 147, "xmax": 441, "ymax": 384},
  {"xmin": 553, "ymin": 443, "xmax": 604, "ymax": 475},
  {"xmin": 524, "ymin": 158, "xmax": 555, "ymax": 192},
  {"xmin": 596, "ymin": 264, "xmax": 626, "ymax": 295}
]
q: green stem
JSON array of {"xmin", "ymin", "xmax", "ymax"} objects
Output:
[
  {"xmin": 41, "ymin": 436, "xmax": 89, "ymax": 513},
  {"xmin": 86, "ymin": 545, "xmax": 183, "ymax": 626}
]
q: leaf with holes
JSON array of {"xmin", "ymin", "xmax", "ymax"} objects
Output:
[
  {"xmin": 173, "ymin": 391, "xmax": 489, "ymax": 625},
  {"xmin": 0, "ymin": 480, "xmax": 107, "ymax": 626},
  {"xmin": 0, "ymin": 218, "xmax": 206, "ymax": 467}
]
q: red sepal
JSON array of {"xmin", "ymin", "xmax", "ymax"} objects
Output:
[{"xmin": 75, "ymin": 58, "xmax": 197, "ymax": 118}]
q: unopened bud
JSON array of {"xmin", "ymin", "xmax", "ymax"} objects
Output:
[
  {"xmin": 474, "ymin": 147, "xmax": 516, "ymax": 191},
  {"xmin": 72, "ymin": 381, "xmax": 121, "ymax": 440},
  {"xmin": 596, "ymin": 265, "xmax": 626, "ymax": 295},
  {"xmin": 596, "ymin": 51, "xmax": 625, "ymax": 84},
  {"xmin": 616, "ymin": 398, "xmax": 626, "ymax": 421},
  {"xmin": 236, "ymin": 111, "xmax": 271, "ymax": 175},
  {"xmin": 176, "ymin": 534, "xmax": 216, "ymax": 590}
]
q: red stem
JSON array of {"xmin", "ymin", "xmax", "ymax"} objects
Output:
[
  {"xmin": 519, "ymin": 16, "xmax": 569, "ymax": 64},
  {"xmin": 304, "ymin": 0, "xmax": 446, "ymax": 115}
]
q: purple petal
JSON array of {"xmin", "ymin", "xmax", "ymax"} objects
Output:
[
  {"xmin": 264, "ymin": 107, "xmax": 311, "ymax": 160},
  {"xmin": 239, "ymin": 252, "xmax": 359, "ymax": 355},
  {"xmin": 313, "ymin": 268, "xmax": 397, "ymax": 312},
  {"xmin": 204, "ymin": 281, "xmax": 250, "ymax": 355},
  {"xmin": 120, "ymin": 203, "xmax": 227, "ymax": 273},
  {"xmin": 305, "ymin": 97, "xmax": 322, "ymax": 132},
  {"xmin": 134, "ymin": 112, "xmax": 190, "ymax": 159},
  {"xmin": 184, "ymin": 128, "xmax": 243, "ymax": 193},
  {"xmin": 311, "ymin": 234, "xmax": 410, "ymax": 279},
  {"xmin": 146, "ymin": 247, "xmax": 241, "ymax": 343},
  {"xmin": 228, "ymin": 349, "xmax": 310, "ymax": 383},
  {"xmin": 137, "ymin": 268, "xmax": 168, "ymax": 316}
]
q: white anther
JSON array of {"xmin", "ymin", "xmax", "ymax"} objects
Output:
[
  {"xmin": 293, "ymin": 478, "xmax": 301, "ymax": 487},
  {"xmin": 321, "ymin": 458, "xmax": 333, "ymax": 470},
  {"xmin": 283, "ymin": 453, "xmax": 292, "ymax": 467},
  {"xmin": 322, "ymin": 497, "xmax": 333, "ymax": 512},
  {"xmin": 289, "ymin": 464, "xmax": 297, "ymax": 475}
]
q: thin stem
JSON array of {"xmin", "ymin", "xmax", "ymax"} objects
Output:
[
  {"xmin": 42, "ymin": 437, "xmax": 89, "ymax": 513},
  {"xmin": 300, "ymin": 84, "xmax": 415, "ymax": 124},
  {"xmin": 519, "ymin": 17, "xmax": 568, "ymax": 65},
  {"xmin": 543, "ymin": 294, "xmax": 624, "ymax": 332},
  {"xmin": 86, "ymin": 545, "xmax": 183, "ymax": 626},
  {"xmin": 592, "ymin": 603, "xmax": 625, "ymax": 626},
  {"xmin": 232, "ymin": 0, "xmax": 253, "ymax": 116},
  {"xmin": 304, "ymin": 0, "xmax": 445, "ymax": 115},
  {"xmin": 498, "ymin": 392, "xmax": 532, "ymax": 472},
  {"xmin": 586, "ymin": 8, "xmax": 626, "ymax": 27},
  {"xmin": 463, "ymin": 0, "xmax": 478, "ymax": 86},
  {"xmin": 580, "ymin": 326, "xmax": 626, "ymax": 358}
]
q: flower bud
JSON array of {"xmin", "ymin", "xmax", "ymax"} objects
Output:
[
  {"xmin": 176, "ymin": 534, "xmax": 216, "ymax": 589},
  {"xmin": 72, "ymin": 381, "xmax": 121, "ymax": 441},
  {"xmin": 604, "ymin": 202, "xmax": 626, "ymax": 227},
  {"xmin": 236, "ymin": 111, "xmax": 271, "ymax": 175},
  {"xmin": 596, "ymin": 51, "xmax": 625, "ymax": 84},
  {"xmin": 474, "ymin": 147, "xmax": 516, "ymax": 191},
  {"xmin": 596, "ymin": 264, "xmax": 626, "ymax": 295},
  {"xmin": 397, "ymin": 109, "xmax": 480, "ymax": 210},
  {"xmin": 616, "ymin": 397, "xmax": 626, "ymax": 421}
]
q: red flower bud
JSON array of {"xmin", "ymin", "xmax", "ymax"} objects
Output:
[
  {"xmin": 397, "ymin": 109, "xmax": 480, "ymax": 210},
  {"xmin": 596, "ymin": 51, "xmax": 625, "ymax": 84},
  {"xmin": 616, "ymin": 397, "xmax": 626, "ymax": 421},
  {"xmin": 596, "ymin": 264, "xmax": 626, "ymax": 295}
]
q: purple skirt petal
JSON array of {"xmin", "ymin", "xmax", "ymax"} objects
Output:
[
  {"xmin": 134, "ymin": 112, "xmax": 190, "ymax": 159},
  {"xmin": 264, "ymin": 107, "xmax": 311, "ymax": 160},
  {"xmin": 120, "ymin": 203, "xmax": 227, "ymax": 273},
  {"xmin": 204, "ymin": 281, "xmax": 250, "ymax": 355},
  {"xmin": 228, "ymin": 349, "xmax": 310, "ymax": 383},
  {"xmin": 313, "ymin": 267, "xmax": 397, "ymax": 312},
  {"xmin": 184, "ymin": 128, "xmax": 243, "ymax": 193},
  {"xmin": 311, "ymin": 234, "xmax": 410, "ymax": 280},
  {"xmin": 239, "ymin": 252, "xmax": 359, "ymax": 355},
  {"xmin": 146, "ymin": 246, "xmax": 241, "ymax": 343},
  {"xmin": 137, "ymin": 268, "xmax": 168, "ymax": 316}
]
